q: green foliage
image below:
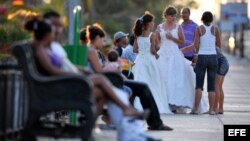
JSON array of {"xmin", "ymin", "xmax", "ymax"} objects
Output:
[
  {"xmin": 0, "ymin": 20, "xmax": 30, "ymax": 44},
  {"xmin": 36, "ymin": 0, "xmax": 66, "ymax": 17},
  {"xmin": 85, "ymin": 0, "xmax": 176, "ymax": 34},
  {"xmin": 0, "ymin": 27, "xmax": 7, "ymax": 43},
  {"xmin": 0, "ymin": 53, "xmax": 11, "ymax": 60},
  {"xmin": 0, "ymin": 0, "xmax": 8, "ymax": 4},
  {"xmin": 0, "ymin": 16, "xmax": 7, "ymax": 23}
]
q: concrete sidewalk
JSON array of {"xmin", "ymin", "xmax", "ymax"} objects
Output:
[{"xmin": 93, "ymin": 52, "xmax": 250, "ymax": 141}]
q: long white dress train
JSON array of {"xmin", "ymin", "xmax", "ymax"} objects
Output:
[
  {"xmin": 132, "ymin": 33, "xmax": 172, "ymax": 114},
  {"xmin": 157, "ymin": 24, "xmax": 207, "ymax": 113}
]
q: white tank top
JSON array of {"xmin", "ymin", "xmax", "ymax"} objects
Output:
[{"xmin": 198, "ymin": 24, "xmax": 216, "ymax": 55}]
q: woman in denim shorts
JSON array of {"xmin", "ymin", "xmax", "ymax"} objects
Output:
[
  {"xmin": 214, "ymin": 47, "xmax": 229, "ymax": 114},
  {"xmin": 191, "ymin": 11, "xmax": 221, "ymax": 115}
]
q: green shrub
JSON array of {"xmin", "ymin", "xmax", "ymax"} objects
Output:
[
  {"xmin": 0, "ymin": 21, "xmax": 30, "ymax": 44},
  {"xmin": 0, "ymin": 21, "xmax": 30, "ymax": 55}
]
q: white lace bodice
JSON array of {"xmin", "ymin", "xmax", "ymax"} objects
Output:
[
  {"xmin": 158, "ymin": 23, "xmax": 180, "ymax": 55},
  {"xmin": 137, "ymin": 32, "xmax": 153, "ymax": 56}
]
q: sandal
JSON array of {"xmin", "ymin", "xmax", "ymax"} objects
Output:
[
  {"xmin": 203, "ymin": 111, "xmax": 209, "ymax": 114},
  {"xmin": 217, "ymin": 109, "xmax": 224, "ymax": 114},
  {"xmin": 217, "ymin": 112, "xmax": 224, "ymax": 114},
  {"xmin": 209, "ymin": 111, "xmax": 217, "ymax": 115},
  {"xmin": 190, "ymin": 109, "xmax": 199, "ymax": 115}
]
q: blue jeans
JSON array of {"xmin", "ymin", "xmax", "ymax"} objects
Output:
[{"xmin": 195, "ymin": 55, "xmax": 218, "ymax": 92}]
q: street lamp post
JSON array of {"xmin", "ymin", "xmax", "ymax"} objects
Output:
[
  {"xmin": 73, "ymin": 5, "xmax": 82, "ymax": 46},
  {"xmin": 68, "ymin": 0, "xmax": 81, "ymax": 44}
]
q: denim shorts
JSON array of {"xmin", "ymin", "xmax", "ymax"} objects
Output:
[
  {"xmin": 195, "ymin": 55, "xmax": 218, "ymax": 92},
  {"xmin": 217, "ymin": 57, "xmax": 229, "ymax": 76}
]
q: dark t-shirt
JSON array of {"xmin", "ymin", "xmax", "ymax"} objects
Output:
[{"xmin": 116, "ymin": 45, "xmax": 123, "ymax": 57}]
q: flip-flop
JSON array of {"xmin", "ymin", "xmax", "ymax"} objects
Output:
[
  {"xmin": 209, "ymin": 111, "xmax": 217, "ymax": 115},
  {"xmin": 203, "ymin": 111, "xmax": 209, "ymax": 114},
  {"xmin": 190, "ymin": 109, "xmax": 199, "ymax": 115},
  {"xmin": 217, "ymin": 112, "xmax": 224, "ymax": 114}
]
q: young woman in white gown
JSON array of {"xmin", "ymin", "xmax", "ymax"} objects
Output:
[
  {"xmin": 156, "ymin": 6, "xmax": 207, "ymax": 113},
  {"xmin": 132, "ymin": 11, "xmax": 172, "ymax": 114}
]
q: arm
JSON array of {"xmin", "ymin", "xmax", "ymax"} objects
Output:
[
  {"xmin": 150, "ymin": 33, "xmax": 159, "ymax": 59},
  {"xmin": 180, "ymin": 44, "xmax": 194, "ymax": 54},
  {"xmin": 77, "ymin": 66, "xmax": 93, "ymax": 75},
  {"xmin": 35, "ymin": 46, "xmax": 70, "ymax": 76},
  {"xmin": 133, "ymin": 38, "xmax": 139, "ymax": 53},
  {"xmin": 215, "ymin": 26, "xmax": 221, "ymax": 48},
  {"xmin": 88, "ymin": 48, "xmax": 103, "ymax": 73},
  {"xmin": 190, "ymin": 27, "xmax": 201, "ymax": 67},
  {"xmin": 155, "ymin": 25, "xmax": 161, "ymax": 49},
  {"xmin": 193, "ymin": 27, "xmax": 201, "ymax": 54},
  {"xmin": 166, "ymin": 25, "xmax": 185, "ymax": 45}
]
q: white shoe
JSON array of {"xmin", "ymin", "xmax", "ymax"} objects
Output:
[{"xmin": 118, "ymin": 118, "xmax": 161, "ymax": 141}]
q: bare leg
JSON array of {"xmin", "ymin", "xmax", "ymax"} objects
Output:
[
  {"xmin": 191, "ymin": 89, "xmax": 202, "ymax": 114},
  {"xmin": 214, "ymin": 75, "xmax": 220, "ymax": 113},
  {"xmin": 92, "ymin": 87, "xmax": 105, "ymax": 115},
  {"xmin": 218, "ymin": 76, "xmax": 225, "ymax": 114},
  {"xmin": 208, "ymin": 92, "xmax": 216, "ymax": 114},
  {"xmin": 89, "ymin": 74, "xmax": 142, "ymax": 117}
]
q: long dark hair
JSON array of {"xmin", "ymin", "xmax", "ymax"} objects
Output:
[
  {"xmin": 24, "ymin": 18, "xmax": 52, "ymax": 41},
  {"xmin": 133, "ymin": 11, "xmax": 154, "ymax": 37}
]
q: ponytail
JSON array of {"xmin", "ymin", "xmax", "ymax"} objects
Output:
[
  {"xmin": 24, "ymin": 17, "xmax": 39, "ymax": 31},
  {"xmin": 80, "ymin": 28, "xmax": 87, "ymax": 44},
  {"xmin": 24, "ymin": 17, "xmax": 52, "ymax": 41},
  {"xmin": 85, "ymin": 23, "xmax": 105, "ymax": 43},
  {"xmin": 133, "ymin": 11, "xmax": 154, "ymax": 37},
  {"xmin": 133, "ymin": 18, "xmax": 144, "ymax": 36}
]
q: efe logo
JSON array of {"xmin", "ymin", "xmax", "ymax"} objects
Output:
[
  {"xmin": 228, "ymin": 129, "xmax": 246, "ymax": 136},
  {"xmin": 224, "ymin": 125, "xmax": 249, "ymax": 141}
]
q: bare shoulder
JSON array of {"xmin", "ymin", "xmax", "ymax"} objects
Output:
[
  {"xmin": 150, "ymin": 32, "xmax": 157, "ymax": 40},
  {"xmin": 199, "ymin": 25, "xmax": 204, "ymax": 29},
  {"xmin": 36, "ymin": 46, "xmax": 47, "ymax": 58},
  {"xmin": 88, "ymin": 47, "xmax": 97, "ymax": 54},
  {"xmin": 88, "ymin": 47, "xmax": 98, "ymax": 58},
  {"xmin": 156, "ymin": 24, "xmax": 162, "ymax": 32},
  {"xmin": 151, "ymin": 32, "xmax": 156, "ymax": 37},
  {"xmin": 199, "ymin": 25, "xmax": 205, "ymax": 35},
  {"xmin": 213, "ymin": 25, "xmax": 220, "ymax": 32},
  {"xmin": 177, "ymin": 24, "xmax": 183, "ymax": 31}
]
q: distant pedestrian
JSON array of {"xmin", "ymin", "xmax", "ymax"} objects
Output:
[
  {"xmin": 121, "ymin": 34, "xmax": 137, "ymax": 79},
  {"xmin": 121, "ymin": 34, "xmax": 137, "ymax": 63},
  {"xmin": 113, "ymin": 31, "xmax": 128, "ymax": 56},
  {"xmin": 179, "ymin": 7, "xmax": 198, "ymax": 61}
]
